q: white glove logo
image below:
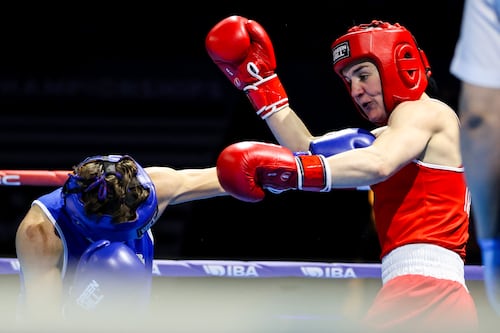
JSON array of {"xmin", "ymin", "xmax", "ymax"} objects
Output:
[{"xmin": 75, "ymin": 279, "xmax": 104, "ymax": 310}]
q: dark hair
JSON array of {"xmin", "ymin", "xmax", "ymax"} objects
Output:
[
  {"xmin": 73, "ymin": 156, "xmax": 150, "ymax": 223},
  {"xmin": 425, "ymin": 76, "xmax": 439, "ymax": 98}
]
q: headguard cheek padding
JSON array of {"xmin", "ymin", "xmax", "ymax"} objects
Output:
[
  {"xmin": 331, "ymin": 20, "xmax": 432, "ymax": 118},
  {"xmin": 63, "ymin": 155, "xmax": 159, "ymax": 242}
]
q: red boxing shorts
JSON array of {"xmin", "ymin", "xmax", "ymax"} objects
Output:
[{"xmin": 362, "ymin": 274, "xmax": 478, "ymax": 333}]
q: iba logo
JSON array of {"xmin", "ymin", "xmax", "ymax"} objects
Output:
[
  {"xmin": 300, "ymin": 266, "xmax": 357, "ymax": 278},
  {"xmin": 202, "ymin": 264, "xmax": 259, "ymax": 277}
]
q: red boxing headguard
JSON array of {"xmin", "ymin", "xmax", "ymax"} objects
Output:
[{"xmin": 331, "ymin": 20, "xmax": 432, "ymax": 120}]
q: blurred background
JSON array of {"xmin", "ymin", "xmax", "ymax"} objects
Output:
[{"xmin": 0, "ymin": 1, "xmax": 479, "ymax": 263}]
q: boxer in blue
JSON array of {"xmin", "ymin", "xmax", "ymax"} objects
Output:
[{"xmin": 15, "ymin": 154, "xmax": 227, "ymax": 324}]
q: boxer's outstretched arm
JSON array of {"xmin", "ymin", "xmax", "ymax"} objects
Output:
[{"xmin": 145, "ymin": 166, "xmax": 227, "ymax": 212}]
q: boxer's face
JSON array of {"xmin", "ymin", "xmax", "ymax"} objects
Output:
[{"xmin": 342, "ymin": 61, "xmax": 386, "ymax": 125}]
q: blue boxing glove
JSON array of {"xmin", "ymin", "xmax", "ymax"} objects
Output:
[
  {"xmin": 309, "ymin": 128, "xmax": 375, "ymax": 157},
  {"xmin": 294, "ymin": 128, "xmax": 375, "ymax": 191},
  {"xmin": 67, "ymin": 240, "xmax": 151, "ymax": 318},
  {"xmin": 479, "ymin": 238, "xmax": 500, "ymax": 316}
]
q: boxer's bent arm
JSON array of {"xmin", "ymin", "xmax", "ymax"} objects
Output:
[
  {"xmin": 266, "ymin": 106, "xmax": 379, "ymax": 154},
  {"xmin": 15, "ymin": 205, "xmax": 64, "ymax": 321},
  {"xmin": 265, "ymin": 106, "xmax": 315, "ymax": 152}
]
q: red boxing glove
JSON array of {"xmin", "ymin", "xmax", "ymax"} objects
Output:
[
  {"xmin": 206, "ymin": 15, "xmax": 289, "ymax": 119},
  {"xmin": 216, "ymin": 141, "xmax": 331, "ymax": 203}
]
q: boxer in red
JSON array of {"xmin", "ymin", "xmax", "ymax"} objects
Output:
[{"xmin": 207, "ymin": 16, "xmax": 479, "ymax": 332}]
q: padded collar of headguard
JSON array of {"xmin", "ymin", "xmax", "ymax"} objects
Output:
[
  {"xmin": 63, "ymin": 154, "xmax": 159, "ymax": 242},
  {"xmin": 331, "ymin": 20, "xmax": 431, "ymax": 119}
]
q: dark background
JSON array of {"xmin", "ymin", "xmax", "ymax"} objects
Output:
[{"xmin": 0, "ymin": 1, "xmax": 480, "ymax": 263}]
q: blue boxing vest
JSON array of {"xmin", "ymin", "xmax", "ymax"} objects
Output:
[{"xmin": 23, "ymin": 187, "xmax": 155, "ymax": 314}]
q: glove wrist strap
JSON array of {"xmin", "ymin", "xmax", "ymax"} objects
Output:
[
  {"xmin": 295, "ymin": 155, "xmax": 331, "ymax": 192},
  {"xmin": 244, "ymin": 74, "xmax": 289, "ymax": 119}
]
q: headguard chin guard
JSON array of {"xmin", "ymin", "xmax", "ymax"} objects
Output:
[
  {"xmin": 62, "ymin": 155, "xmax": 159, "ymax": 242},
  {"xmin": 331, "ymin": 20, "xmax": 432, "ymax": 120}
]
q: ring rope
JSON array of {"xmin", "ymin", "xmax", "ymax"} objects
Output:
[
  {"xmin": 0, "ymin": 170, "xmax": 70, "ymax": 186},
  {"xmin": 0, "ymin": 258, "xmax": 484, "ymax": 279}
]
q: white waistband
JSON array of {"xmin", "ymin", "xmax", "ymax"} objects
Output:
[{"xmin": 381, "ymin": 243, "xmax": 466, "ymax": 288}]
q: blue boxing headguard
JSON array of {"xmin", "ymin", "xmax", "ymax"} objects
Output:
[{"xmin": 62, "ymin": 155, "xmax": 159, "ymax": 242}]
